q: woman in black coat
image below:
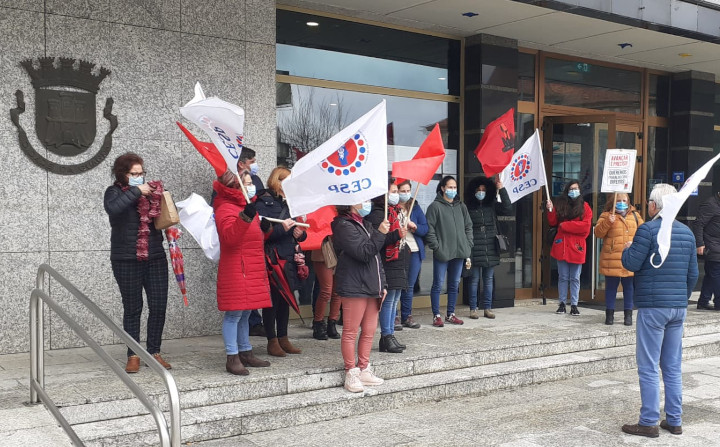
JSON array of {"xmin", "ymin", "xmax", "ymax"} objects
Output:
[
  {"xmin": 464, "ymin": 176, "xmax": 511, "ymax": 319},
  {"xmin": 103, "ymin": 152, "xmax": 171, "ymax": 373},
  {"xmin": 255, "ymin": 166, "xmax": 306, "ymax": 357}
]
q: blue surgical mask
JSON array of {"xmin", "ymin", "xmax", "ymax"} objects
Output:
[
  {"xmin": 129, "ymin": 177, "xmax": 144, "ymax": 187},
  {"xmin": 445, "ymin": 189, "xmax": 457, "ymax": 200},
  {"xmin": 249, "ymin": 163, "xmax": 259, "ymax": 176},
  {"xmin": 615, "ymin": 202, "xmax": 628, "ymax": 211},
  {"xmin": 568, "ymin": 190, "xmax": 580, "ymax": 199},
  {"xmin": 388, "ymin": 193, "xmax": 399, "ymax": 206},
  {"xmin": 358, "ymin": 201, "xmax": 372, "ymax": 217},
  {"xmin": 399, "ymin": 192, "xmax": 411, "ymax": 203},
  {"xmin": 246, "ymin": 185, "xmax": 256, "ymax": 199},
  {"xmin": 475, "ymin": 191, "xmax": 486, "ymax": 201}
]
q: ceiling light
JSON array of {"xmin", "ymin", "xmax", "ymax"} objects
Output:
[
  {"xmin": 462, "ymin": 12, "xmax": 478, "ymax": 17},
  {"xmin": 678, "ymin": 53, "xmax": 692, "ymax": 58},
  {"xmin": 306, "ymin": 21, "xmax": 319, "ymax": 27},
  {"xmin": 329, "ymin": 103, "xmax": 337, "ymax": 106},
  {"xmin": 438, "ymin": 77, "xmax": 446, "ymax": 80}
]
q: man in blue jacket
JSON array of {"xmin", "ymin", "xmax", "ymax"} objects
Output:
[{"xmin": 620, "ymin": 184, "xmax": 698, "ymax": 438}]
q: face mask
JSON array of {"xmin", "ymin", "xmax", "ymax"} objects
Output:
[
  {"xmin": 246, "ymin": 184, "xmax": 256, "ymax": 199},
  {"xmin": 388, "ymin": 193, "xmax": 399, "ymax": 206},
  {"xmin": 445, "ymin": 188, "xmax": 457, "ymax": 200},
  {"xmin": 129, "ymin": 176, "xmax": 144, "ymax": 187},
  {"xmin": 249, "ymin": 163, "xmax": 259, "ymax": 176},
  {"xmin": 358, "ymin": 201, "xmax": 372, "ymax": 217},
  {"xmin": 399, "ymin": 192, "xmax": 411, "ymax": 203},
  {"xmin": 568, "ymin": 190, "xmax": 580, "ymax": 199},
  {"xmin": 615, "ymin": 202, "xmax": 628, "ymax": 212},
  {"xmin": 475, "ymin": 191, "xmax": 486, "ymax": 201}
]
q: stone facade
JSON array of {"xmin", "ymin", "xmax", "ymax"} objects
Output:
[{"xmin": 0, "ymin": 0, "xmax": 277, "ymax": 354}]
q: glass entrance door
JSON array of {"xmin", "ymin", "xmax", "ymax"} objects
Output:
[{"xmin": 540, "ymin": 115, "xmax": 616, "ymax": 302}]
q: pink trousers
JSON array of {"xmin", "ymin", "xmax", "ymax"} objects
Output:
[
  {"xmin": 340, "ymin": 297, "xmax": 379, "ymax": 371},
  {"xmin": 313, "ymin": 261, "xmax": 341, "ymax": 322}
]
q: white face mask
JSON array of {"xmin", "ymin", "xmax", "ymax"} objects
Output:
[
  {"xmin": 388, "ymin": 193, "xmax": 399, "ymax": 206},
  {"xmin": 246, "ymin": 184, "xmax": 256, "ymax": 199},
  {"xmin": 128, "ymin": 176, "xmax": 144, "ymax": 187},
  {"xmin": 399, "ymin": 192, "xmax": 411, "ymax": 203}
]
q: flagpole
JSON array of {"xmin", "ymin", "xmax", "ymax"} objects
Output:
[
  {"xmin": 409, "ymin": 182, "xmax": 421, "ymax": 213},
  {"xmin": 384, "ymin": 193, "xmax": 388, "ymax": 218},
  {"xmin": 235, "ymin": 172, "xmax": 251, "ymax": 203},
  {"xmin": 612, "ymin": 192, "xmax": 617, "ymax": 216},
  {"xmin": 261, "ymin": 216, "xmax": 310, "ymax": 228}
]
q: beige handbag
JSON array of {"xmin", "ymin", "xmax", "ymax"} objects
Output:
[
  {"xmin": 321, "ymin": 235, "xmax": 337, "ymax": 269},
  {"xmin": 154, "ymin": 191, "xmax": 180, "ymax": 230}
]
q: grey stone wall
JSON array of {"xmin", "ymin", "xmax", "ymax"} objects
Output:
[{"xmin": 0, "ymin": 0, "xmax": 277, "ymax": 354}]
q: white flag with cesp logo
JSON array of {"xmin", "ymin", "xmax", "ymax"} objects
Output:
[
  {"xmin": 499, "ymin": 128, "xmax": 547, "ymax": 203},
  {"xmin": 651, "ymin": 151, "xmax": 720, "ymax": 268},
  {"xmin": 180, "ymin": 82, "xmax": 244, "ymax": 174},
  {"xmin": 283, "ymin": 100, "xmax": 388, "ymax": 218}
]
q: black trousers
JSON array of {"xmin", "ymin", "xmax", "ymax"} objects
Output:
[
  {"xmin": 263, "ymin": 287, "xmax": 290, "ymax": 339},
  {"xmin": 111, "ymin": 257, "xmax": 169, "ymax": 357}
]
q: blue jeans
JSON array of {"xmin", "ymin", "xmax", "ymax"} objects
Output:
[
  {"xmin": 605, "ymin": 276, "xmax": 634, "ymax": 310},
  {"xmin": 222, "ymin": 310, "xmax": 251, "ymax": 355},
  {"xmin": 248, "ymin": 309, "xmax": 262, "ymax": 326},
  {"xmin": 469, "ymin": 265, "xmax": 494, "ymax": 310},
  {"xmin": 557, "ymin": 261, "xmax": 582, "ymax": 306},
  {"xmin": 380, "ymin": 289, "xmax": 402, "ymax": 336},
  {"xmin": 430, "ymin": 257, "xmax": 464, "ymax": 317},
  {"xmin": 400, "ymin": 251, "xmax": 422, "ymax": 321},
  {"xmin": 636, "ymin": 307, "xmax": 686, "ymax": 427}
]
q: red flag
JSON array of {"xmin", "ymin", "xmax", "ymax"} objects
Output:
[
  {"xmin": 298, "ymin": 206, "xmax": 338, "ymax": 251},
  {"xmin": 391, "ymin": 124, "xmax": 445, "ymax": 185},
  {"xmin": 177, "ymin": 121, "xmax": 227, "ymax": 177},
  {"xmin": 474, "ymin": 108, "xmax": 515, "ymax": 177}
]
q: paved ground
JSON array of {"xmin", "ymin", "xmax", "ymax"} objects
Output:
[{"xmin": 192, "ymin": 355, "xmax": 720, "ymax": 447}]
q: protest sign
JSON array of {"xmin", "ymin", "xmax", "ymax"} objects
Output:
[{"xmin": 600, "ymin": 149, "xmax": 636, "ymax": 193}]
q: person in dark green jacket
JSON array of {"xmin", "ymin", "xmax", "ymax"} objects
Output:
[
  {"xmin": 425, "ymin": 176, "xmax": 473, "ymax": 327},
  {"xmin": 465, "ymin": 176, "xmax": 512, "ymax": 319}
]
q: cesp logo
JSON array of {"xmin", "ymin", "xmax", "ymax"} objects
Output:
[
  {"xmin": 509, "ymin": 153, "xmax": 531, "ymax": 182},
  {"xmin": 320, "ymin": 133, "xmax": 367, "ymax": 176}
]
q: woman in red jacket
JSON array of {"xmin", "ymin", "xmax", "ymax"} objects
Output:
[
  {"xmin": 213, "ymin": 170, "xmax": 273, "ymax": 375},
  {"xmin": 545, "ymin": 180, "xmax": 593, "ymax": 316}
]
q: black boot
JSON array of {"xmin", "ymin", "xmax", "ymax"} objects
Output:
[
  {"xmin": 326, "ymin": 319, "xmax": 340, "ymax": 339},
  {"xmin": 312, "ymin": 321, "xmax": 328, "ymax": 340},
  {"xmin": 624, "ymin": 309, "xmax": 633, "ymax": 326},
  {"xmin": 391, "ymin": 335, "xmax": 406, "ymax": 350},
  {"xmin": 379, "ymin": 334, "xmax": 403, "ymax": 353},
  {"xmin": 604, "ymin": 309, "xmax": 614, "ymax": 325}
]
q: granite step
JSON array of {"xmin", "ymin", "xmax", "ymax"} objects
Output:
[
  {"xmin": 70, "ymin": 332, "xmax": 720, "ymax": 446},
  {"xmin": 55, "ymin": 313, "xmax": 720, "ymax": 427}
]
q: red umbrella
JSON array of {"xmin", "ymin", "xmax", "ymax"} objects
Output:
[
  {"xmin": 265, "ymin": 249, "xmax": 304, "ymax": 324},
  {"xmin": 165, "ymin": 227, "xmax": 188, "ymax": 306}
]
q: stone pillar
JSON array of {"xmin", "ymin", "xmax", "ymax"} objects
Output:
[{"xmin": 463, "ymin": 34, "xmax": 518, "ymax": 309}]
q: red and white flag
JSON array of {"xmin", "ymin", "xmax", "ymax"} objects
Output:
[
  {"xmin": 283, "ymin": 101, "xmax": 388, "ymax": 217},
  {"xmin": 474, "ymin": 108, "xmax": 515, "ymax": 178},
  {"xmin": 392, "ymin": 123, "xmax": 445, "ymax": 185},
  {"xmin": 179, "ymin": 82, "xmax": 245, "ymax": 174},
  {"xmin": 499, "ymin": 129, "xmax": 548, "ymax": 203}
]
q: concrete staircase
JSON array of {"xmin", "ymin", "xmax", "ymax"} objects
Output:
[{"xmin": 40, "ymin": 306, "xmax": 720, "ymax": 446}]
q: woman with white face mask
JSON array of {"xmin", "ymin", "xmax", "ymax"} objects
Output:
[
  {"xmin": 397, "ymin": 180, "xmax": 428, "ymax": 329},
  {"xmin": 594, "ymin": 192, "xmax": 643, "ymax": 325},
  {"xmin": 331, "ymin": 202, "xmax": 389, "ymax": 393},
  {"xmin": 545, "ymin": 180, "xmax": 593, "ymax": 316},
  {"xmin": 425, "ymin": 175, "xmax": 473, "ymax": 327}
]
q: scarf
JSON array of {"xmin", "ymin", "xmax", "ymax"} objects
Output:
[
  {"xmin": 116, "ymin": 180, "xmax": 164, "ymax": 261},
  {"xmin": 385, "ymin": 204, "xmax": 404, "ymax": 262}
]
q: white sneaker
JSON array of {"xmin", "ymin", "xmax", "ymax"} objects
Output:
[
  {"xmin": 359, "ymin": 364, "xmax": 384, "ymax": 386},
  {"xmin": 344, "ymin": 367, "xmax": 364, "ymax": 393}
]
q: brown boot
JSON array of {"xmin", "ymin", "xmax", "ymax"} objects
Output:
[
  {"xmin": 278, "ymin": 336, "xmax": 301, "ymax": 354},
  {"xmin": 152, "ymin": 353, "xmax": 172, "ymax": 370},
  {"xmin": 125, "ymin": 355, "xmax": 140, "ymax": 373},
  {"xmin": 267, "ymin": 338, "xmax": 286, "ymax": 357},
  {"xmin": 238, "ymin": 350, "xmax": 270, "ymax": 367},
  {"xmin": 225, "ymin": 354, "xmax": 249, "ymax": 375}
]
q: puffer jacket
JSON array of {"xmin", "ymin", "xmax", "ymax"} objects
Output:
[
  {"xmin": 465, "ymin": 177, "xmax": 512, "ymax": 268},
  {"xmin": 213, "ymin": 180, "xmax": 272, "ymax": 312},
  {"xmin": 254, "ymin": 189, "xmax": 307, "ymax": 291},
  {"xmin": 331, "ymin": 214, "xmax": 387, "ymax": 299},
  {"xmin": 425, "ymin": 192, "xmax": 473, "ymax": 262},
  {"xmin": 366, "ymin": 204, "xmax": 409, "ymax": 291},
  {"xmin": 594, "ymin": 208, "xmax": 643, "ymax": 277},
  {"xmin": 621, "ymin": 218, "xmax": 698, "ymax": 308},
  {"xmin": 694, "ymin": 193, "xmax": 720, "ymax": 262},
  {"xmin": 547, "ymin": 202, "xmax": 593, "ymax": 264},
  {"xmin": 104, "ymin": 185, "xmax": 165, "ymax": 261}
]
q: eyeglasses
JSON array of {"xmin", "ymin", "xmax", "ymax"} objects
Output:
[{"xmin": 128, "ymin": 171, "xmax": 145, "ymax": 178}]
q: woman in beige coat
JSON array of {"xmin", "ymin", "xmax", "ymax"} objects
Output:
[{"xmin": 594, "ymin": 193, "xmax": 644, "ymax": 326}]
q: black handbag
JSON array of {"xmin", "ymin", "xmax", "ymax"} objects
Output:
[{"xmin": 494, "ymin": 214, "xmax": 510, "ymax": 254}]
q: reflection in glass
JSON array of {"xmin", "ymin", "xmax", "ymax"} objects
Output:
[
  {"xmin": 516, "ymin": 113, "xmax": 535, "ymax": 288},
  {"xmin": 544, "ymin": 58, "xmax": 641, "ymax": 114},
  {"xmin": 518, "ymin": 53, "xmax": 535, "ymax": 102},
  {"xmin": 646, "ymin": 127, "xmax": 669, "ymax": 208},
  {"xmin": 648, "ymin": 74, "xmax": 670, "ymax": 117}
]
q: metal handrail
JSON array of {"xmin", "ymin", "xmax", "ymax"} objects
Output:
[{"xmin": 30, "ymin": 264, "xmax": 181, "ymax": 446}]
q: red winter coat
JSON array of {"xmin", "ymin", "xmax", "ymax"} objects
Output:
[
  {"xmin": 547, "ymin": 202, "xmax": 593, "ymax": 264},
  {"xmin": 213, "ymin": 180, "xmax": 271, "ymax": 312}
]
